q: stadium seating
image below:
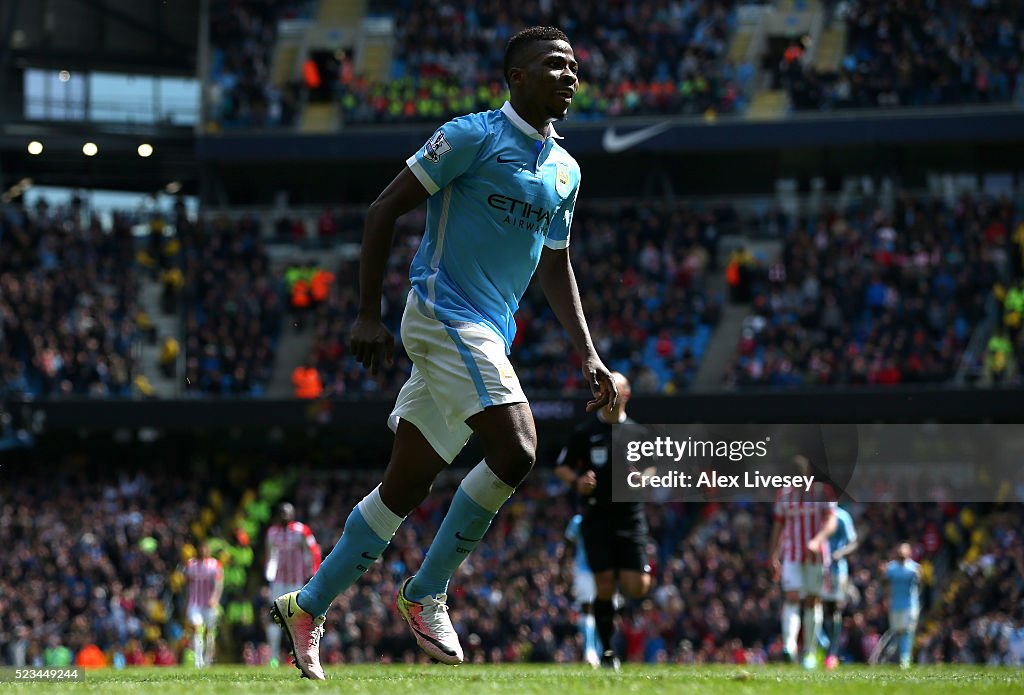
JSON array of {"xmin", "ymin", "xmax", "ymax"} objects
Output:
[
  {"xmin": 724, "ymin": 193, "xmax": 1016, "ymax": 389},
  {"xmin": 180, "ymin": 217, "xmax": 284, "ymax": 397},
  {"xmin": 206, "ymin": 0, "xmax": 1023, "ymax": 130},
  {"xmin": 785, "ymin": 0, "xmax": 1024, "ymax": 111},
  {"xmin": 0, "ymin": 201, "xmax": 142, "ymax": 398},
  {"xmin": 8, "ymin": 454, "xmax": 1020, "ymax": 667}
]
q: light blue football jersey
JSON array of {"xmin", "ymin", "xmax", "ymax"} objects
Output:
[
  {"xmin": 405, "ymin": 101, "xmax": 581, "ymax": 352},
  {"xmin": 886, "ymin": 559, "xmax": 921, "ymax": 611},
  {"xmin": 830, "ymin": 507, "xmax": 858, "ymax": 576}
]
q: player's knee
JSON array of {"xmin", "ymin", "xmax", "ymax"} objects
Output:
[
  {"xmin": 622, "ymin": 573, "xmax": 651, "ymax": 599},
  {"xmin": 489, "ymin": 439, "xmax": 536, "ymax": 486},
  {"xmin": 381, "ymin": 468, "xmax": 437, "ymax": 514}
]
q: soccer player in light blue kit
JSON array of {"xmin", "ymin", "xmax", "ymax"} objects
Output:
[
  {"xmin": 884, "ymin": 543, "xmax": 921, "ymax": 668},
  {"xmin": 272, "ymin": 27, "xmax": 618, "ymax": 680},
  {"xmin": 822, "ymin": 506, "xmax": 858, "ymax": 670},
  {"xmin": 565, "ymin": 513, "xmax": 602, "ymax": 667}
]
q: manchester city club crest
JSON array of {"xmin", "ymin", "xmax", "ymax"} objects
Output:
[{"xmin": 556, "ymin": 161, "xmax": 570, "ymax": 195}]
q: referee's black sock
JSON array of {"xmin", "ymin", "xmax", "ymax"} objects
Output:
[{"xmin": 594, "ymin": 598, "xmax": 615, "ymax": 653}]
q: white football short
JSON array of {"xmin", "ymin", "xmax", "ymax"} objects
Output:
[
  {"xmin": 389, "ymin": 292, "xmax": 527, "ymax": 463},
  {"xmin": 782, "ymin": 560, "xmax": 826, "ymax": 598},
  {"xmin": 889, "ymin": 607, "xmax": 919, "ymax": 633}
]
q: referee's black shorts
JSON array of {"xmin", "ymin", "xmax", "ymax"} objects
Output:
[{"xmin": 581, "ymin": 511, "xmax": 650, "ymax": 574}]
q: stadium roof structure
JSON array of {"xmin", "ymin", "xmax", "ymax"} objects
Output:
[{"xmin": 0, "ymin": 0, "xmax": 201, "ymax": 194}]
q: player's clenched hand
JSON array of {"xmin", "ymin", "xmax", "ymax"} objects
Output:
[
  {"xmin": 771, "ymin": 558, "xmax": 782, "ymax": 581},
  {"xmin": 350, "ymin": 316, "xmax": 395, "ymax": 375},
  {"xmin": 583, "ymin": 357, "xmax": 617, "ymax": 412},
  {"xmin": 576, "ymin": 470, "xmax": 597, "ymax": 496}
]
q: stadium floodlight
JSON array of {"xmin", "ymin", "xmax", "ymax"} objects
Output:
[
  {"xmin": 138, "ymin": 143, "xmax": 154, "ymax": 158},
  {"xmin": 83, "ymin": 142, "xmax": 98, "ymax": 157},
  {"xmin": 165, "ymin": 181, "xmax": 182, "ymax": 194},
  {"xmin": 58, "ymin": 70, "xmax": 71, "ymax": 82},
  {"xmin": 27, "ymin": 141, "xmax": 43, "ymax": 155}
]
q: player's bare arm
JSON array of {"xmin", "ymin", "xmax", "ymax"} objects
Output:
[
  {"xmin": 807, "ymin": 512, "xmax": 838, "ymax": 554},
  {"xmin": 769, "ymin": 519, "xmax": 783, "ymax": 578},
  {"xmin": 555, "ymin": 464, "xmax": 597, "ymax": 495},
  {"xmin": 833, "ymin": 537, "xmax": 860, "ymax": 561},
  {"xmin": 536, "ymin": 246, "xmax": 616, "ymax": 411},
  {"xmin": 351, "ymin": 168, "xmax": 430, "ymax": 374}
]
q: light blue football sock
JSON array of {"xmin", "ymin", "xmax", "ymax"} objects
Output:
[
  {"xmin": 297, "ymin": 504, "xmax": 389, "ymax": 617},
  {"xmin": 406, "ymin": 487, "xmax": 496, "ymax": 600},
  {"xmin": 898, "ymin": 631, "xmax": 913, "ymax": 663},
  {"xmin": 582, "ymin": 612, "xmax": 601, "ymax": 656}
]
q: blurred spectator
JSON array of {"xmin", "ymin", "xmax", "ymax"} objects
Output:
[{"xmin": 291, "ymin": 357, "xmax": 323, "ymax": 399}]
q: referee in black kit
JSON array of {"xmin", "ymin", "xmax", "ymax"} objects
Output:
[{"xmin": 554, "ymin": 371, "xmax": 651, "ymax": 670}]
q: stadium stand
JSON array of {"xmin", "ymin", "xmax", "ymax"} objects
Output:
[
  {"xmin": 207, "ymin": 0, "xmax": 752, "ymax": 129},
  {"xmin": 0, "ymin": 201, "xmax": 143, "ymax": 399},
  {"xmin": 6, "ymin": 456, "xmax": 1020, "ymax": 667},
  {"xmin": 205, "ymin": 0, "xmax": 316, "ymax": 129},
  {"xmin": 783, "ymin": 0, "xmax": 1024, "ymax": 111},
  {"xmin": 723, "ymin": 192, "xmax": 1017, "ymax": 389},
  {"xmin": 205, "ymin": 0, "xmax": 1023, "ymax": 131},
  {"xmin": 180, "ymin": 217, "xmax": 284, "ymax": 397}
]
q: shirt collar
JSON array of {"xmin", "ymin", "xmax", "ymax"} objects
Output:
[{"xmin": 500, "ymin": 101, "xmax": 563, "ymax": 141}]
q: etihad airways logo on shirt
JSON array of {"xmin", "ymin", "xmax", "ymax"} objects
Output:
[{"xmin": 487, "ymin": 194, "xmax": 555, "ymax": 232}]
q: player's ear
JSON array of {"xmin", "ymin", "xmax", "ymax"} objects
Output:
[{"xmin": 507, "ymin": 66, "xmax": 524, "ymax": 88}]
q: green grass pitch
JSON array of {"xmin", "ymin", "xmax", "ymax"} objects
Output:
[{"xmin": 6, "ymin": 665, "xmax": 1022, "ymax": 694}]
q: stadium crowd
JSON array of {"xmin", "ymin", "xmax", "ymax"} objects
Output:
[
  {"xmin": 4, "ymin": 451, "xmax": 1021, "ymax": 668},
  {"xmin": 205, "ymin": 0, "xmax": 1024, "ymax": 130},
  {"xmin": 338, "ymin": 0, "xmax": 747, "ymax": 123},
  {"xmin": 180, "ymin": 217, "xmax": 284, "ymax": 397},
  {"xmin": 723, "ymin": 193, "xmax": 1015, "ymax": 389},
  {"xmin": 0, "ymin": 464, "xmax": 202, "ymax": 668},
  {"xmin": 206, "ymin": 0, "xmax": 752, "ymax": 129},
  {"xmin": 205, "ymin": 0, "xmax": 314, "ymax": 129},
  {"xmin": 261, "ymin": 470, "xmax": 1024, "ymax": 666},
  {"xmin": 785, "ymin": 0, "xmax": 1024, "ymax": 111},
  {"xmin": 0, "ymin": 200, "xmax": 142, "ymax": 399}
]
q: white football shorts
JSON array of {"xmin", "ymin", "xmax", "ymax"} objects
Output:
[
  {"xmin": 889, "ymin": 607, "xmax": 919, "ymax": 633},
  {"xmin": 782, "ymin": 560, "xmax": 826, "ymax": 598},
  {"xmin": 389, "ymin": 292, "xmax": 527, "ymax": 463}
]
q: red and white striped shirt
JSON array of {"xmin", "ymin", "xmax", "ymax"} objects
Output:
[
  {"xmin": 773, "ymin": 483, "xmax": 837, "ymax": 564},
  {"xmin": 266, "ymin": 521, "xmax": 321, "ymax": 586},
  {"xmin": 185, "ymin": 557, "xmax": 223, "ymax": 608}
]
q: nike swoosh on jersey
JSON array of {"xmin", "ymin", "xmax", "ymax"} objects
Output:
[
  {"xmin": 601, "ymin": 123, "xmax": 672, "ymax": 153},
  {"xmin": 361, "ymin": 552, "xmax": 379, "ymax": 561},
  {"xmin": 496, "ymin": 155, "xmax": 525, "ymax": 164},
  {"xmin": 454, "ymin": 531, "xmax": 481, "ymax": 542}
]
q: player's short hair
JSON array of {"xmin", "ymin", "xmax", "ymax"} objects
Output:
[{"xmin": 504, "ymin": 26, "xmax": 570, "ymax": 84}]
